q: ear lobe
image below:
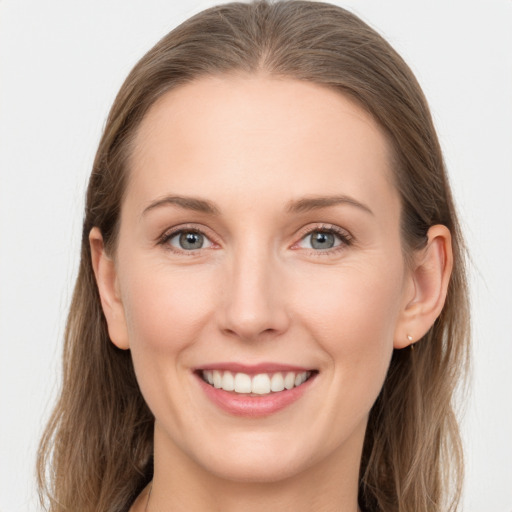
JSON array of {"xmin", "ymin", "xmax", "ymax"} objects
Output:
[
  {"xmin": 89, "ymin": 227, "xmax": 130, "ymax": 350},
  {"xmin": 394, "ymin": 225, "xmax": 453, "ymax": 349}
]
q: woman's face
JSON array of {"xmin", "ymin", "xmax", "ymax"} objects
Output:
[{"xmin": 108, "ymin": 75, "xmax": 413, "ymax": 482}]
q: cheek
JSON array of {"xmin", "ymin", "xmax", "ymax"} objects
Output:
[
  {"xmin": 116, "ymin": 261, "xmax": 220, "ymax": 425},
  {"xmin": 292, "ymin": 258, "xmax": 404, "ymax": 395},
  {"xmin": 298, "ymin": 261, "xmax": 403, "ymax": 338},
  {"xmin": 119, "ymin": 261, "xmax": 217, "ymax": 355}
]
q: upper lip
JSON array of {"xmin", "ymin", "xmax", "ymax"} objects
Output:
[{"xmin": 196, "ymin": 362, "xmax": 316, "ymax": 375}]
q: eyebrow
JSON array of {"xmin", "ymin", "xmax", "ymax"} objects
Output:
[
  {"xmin": 142, "ymin": 195, "xmax": 220, "ymax": 217},
  {"xmin": 141, "ymin": 193, "xmax": 373, "ymax": 217},
  {"xmin": 286, "ymin": 195, "xmax": 374, "ymax": 216}
]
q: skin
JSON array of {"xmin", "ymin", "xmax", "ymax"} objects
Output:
[{"xmin": 90, "ymin": 74, "xmax": 452, "ymax": 512}]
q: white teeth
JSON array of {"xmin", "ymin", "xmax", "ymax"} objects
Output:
[
  {"xmin": 294, "ymin": 371, "xmax": 308, "ymax": 386},
  {"xmin": 213, "ymin": 370, "xmax": 222, "ymax": 388},
  {"xmin": 270, "ymin": 373, "xmax": 285, "ymax": 392},
  {"xmin": 252, "ymin": 374, "xmax": 271, "ymax": 394},
  {"xmin": 234, "ymin": 372, "xmax": 252, "ymax": 393},
  {"xmin": 221, "ymin": 371, "xmax": 235, "ymax": 391},
  {"xmin": 202, "ymin": 370, "xmax": 312, "ymax": 395},
  {"xmin": 284, "ymin": 372, "xmax": 295, "ymax": 390}
]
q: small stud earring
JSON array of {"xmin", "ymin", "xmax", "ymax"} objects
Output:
[{"xmin": 407, "ymin": 334, "xmax": 413, "ymax": 342}]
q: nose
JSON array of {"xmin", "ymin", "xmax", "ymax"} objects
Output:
[{"xmin": 218, "ymin": 246, "xmax": 290, "ymax": 342}]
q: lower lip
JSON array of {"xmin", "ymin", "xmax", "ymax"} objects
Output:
[{"xmin": 196, "ymin": 373, "xmax": 317, "ymax": 417}]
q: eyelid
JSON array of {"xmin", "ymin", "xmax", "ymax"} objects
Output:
[
  {"xmin": 291, "ymin": 223, "xmax": 353, "ymax": 253},
  {"xmin": 156, "ymin": 222, "xmax": 353, "ymax": 255},
  {"xmin": 157, "ymin": 223, "xmax": 220, "ymax": 252},
  {"xmin": 168, "ymin": 230, "xmax": 214, "ymax": 250}
]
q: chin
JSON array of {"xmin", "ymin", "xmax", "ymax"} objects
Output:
[
  {"xmin": 184, "ymin": 427, "xmax": 330, "ymax": 484},
  {"xmin": 199, "ymin": 451, "xmax": 310, "ymax": 484}
]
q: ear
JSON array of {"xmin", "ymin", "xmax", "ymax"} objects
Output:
[
  {"xmin": 89, "ymin": 227, "xmax": 130, "ymax": 350},
  {"xmin": 394, "ymin": 225, "xmax": 453, "ymax": 349}
]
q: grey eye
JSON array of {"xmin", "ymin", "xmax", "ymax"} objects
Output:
[
  {"xmin": 296, "ymin": 229, "xmax": 343, "ymax": 251},
  {"xmin": 180, "ymin": 232, "xmax": 204, "ymax": 250},
  {"xmin": 310, "ymin": 231, "xmax": 336, "ymax": 249},
  {"xmin": 168, "ymin": 231, "xmax": 212, "ymax": 251}
]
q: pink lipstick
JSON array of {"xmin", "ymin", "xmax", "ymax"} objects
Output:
[{"xmin": 194, "ymin": 363, "xmax": 318, "ymax": 417}]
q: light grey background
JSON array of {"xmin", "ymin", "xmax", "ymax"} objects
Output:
[{"xmin": 1, "ymin": 1, "xmax": 511, "ymax": 510}]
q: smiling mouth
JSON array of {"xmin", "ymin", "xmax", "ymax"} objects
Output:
[{"xmin": 198, "ymin": 369, "xmax": 317, "ymax": 395}]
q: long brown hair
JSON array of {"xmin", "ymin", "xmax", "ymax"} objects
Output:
[{"xmin": 37, "ymin": 1, "xmax": 470, "ymax": 510}]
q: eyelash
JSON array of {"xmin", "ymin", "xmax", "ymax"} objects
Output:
[
  {"xmin": 157, "ymin": 224, "xmax": 217, "ymax": 255},
  {"xmin": 157, "ymin": 223, "xmax": 353, "ymax": 256},
  {"xmin": 292, "ymin": 224, "xmax": 353, "ymax": 256}
]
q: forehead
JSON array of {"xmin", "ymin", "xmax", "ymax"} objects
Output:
[{"xmin": 127, "ymin": 74, "xmax": 398, "ymax": 220}]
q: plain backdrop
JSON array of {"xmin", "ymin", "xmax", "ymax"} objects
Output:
[{"xmin": 1, "ymin": 1, "xmax": 511, "ymax": 510}]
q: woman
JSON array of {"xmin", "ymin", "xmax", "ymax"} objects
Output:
[{"xmin": 37, "ymin": 1, "xmax": 470, "ymax": 511}]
